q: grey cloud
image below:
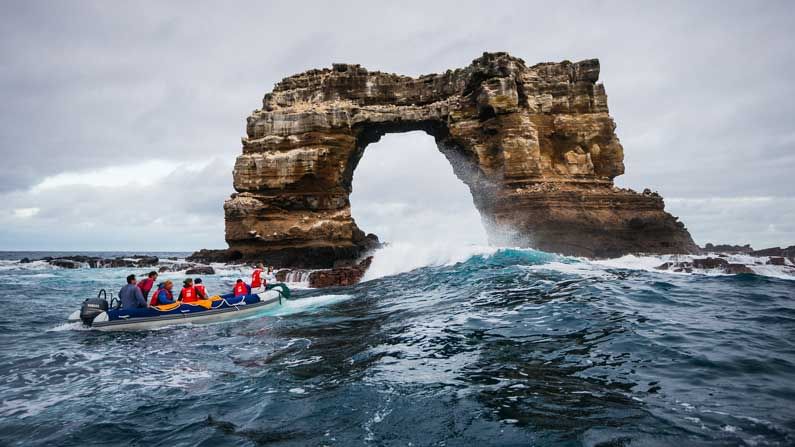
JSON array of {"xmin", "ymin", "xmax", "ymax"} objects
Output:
[{"xmin": 0, "ymin": 0, "xmax": 793, "ymax": 249}]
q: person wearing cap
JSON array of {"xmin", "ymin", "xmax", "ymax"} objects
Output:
[
  {"xmin": 179, "ymin": 278, "xmax": 198, "ymax": 303},
  {"xmin": 194, "ymin": 278, "xmax": 209, "ymax": 299}
]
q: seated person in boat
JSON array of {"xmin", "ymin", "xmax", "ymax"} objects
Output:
[
  {"xmin": 179, "ymin": 278, "xmax": 198, "ymax": 303},
  {"xmin": 119, "ymin": 274, "xmax": 147, "ymax": 309},
  {"xmin": 233, "ymin": 279, "xmax": 249, "ymax": 297},
  {"xmin": 149, "ymin": 280, "xmax": 176, "ymax": 306},
  {"xmin": 194, "ymin": 278, "xmax": 208, "ymax": 299}
]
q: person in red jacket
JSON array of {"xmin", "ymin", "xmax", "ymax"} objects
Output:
[
  {"xmin": 194, "ymin": 278, "xmax": 208, "ymax": 299},
  {"xmin": 179, "ymin": 278, "xmax": 197, "ymax": 303},
  {"xmin": 251, "ymin": 263, "xmax": 265, "ymax": 290},
  {"xmin": 233, "ymin": 279, "xmax": 248, "ymax": 297},
  {"xmin": 137, "ymin": 271, "xmax": 158, "ymax": 300}
]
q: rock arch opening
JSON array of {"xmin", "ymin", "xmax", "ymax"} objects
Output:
[
  {"xmin": 349, "ymin": 131, "xmax": 487, "ymax": 247},
  {"xmin": 214, "ymin": 52, "xmax": 698, "ymax": 268}
]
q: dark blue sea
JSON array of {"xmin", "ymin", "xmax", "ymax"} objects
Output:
[{"xmin": 0, "ymin": 248, "xmax": 793, "ymax": 446}]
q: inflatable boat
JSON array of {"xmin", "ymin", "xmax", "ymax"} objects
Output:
[{"xmin": 68, "ymin": 284, "xmax": 290, "ymax": 331}]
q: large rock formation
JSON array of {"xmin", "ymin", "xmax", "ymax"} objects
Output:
[{"xmin": 221, "ymin": 52, "xmax": 697, "ymax": 267}]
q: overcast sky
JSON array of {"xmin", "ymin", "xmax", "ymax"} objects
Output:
[{"xmin": 1, "ymin": 0, "xmax": 793, "ymax": 251}]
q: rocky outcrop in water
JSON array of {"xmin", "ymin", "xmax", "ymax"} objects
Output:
[
  {"xmin": 701, "ymin": 243, "xmax": 754, "ymax": 254},
  {"xmin": 273, "ymin": 257, "xmax": 373, "ymax": 288},
  {"xmin": 185, "ymin": 265, "xmax": 216, "ymax": 275},
  {"xmin": 751, "ymin": 245, "xmax": 795, "ymax": 258},
  {"xmin": 211, "ymin": 52, "xmax": 698, "ymax": 267},
  {"xmin": 43, "ymin": 255, "xmax": 159, "ymax": 269},
  {"xmin": 308, "ymin": 257, "xmax": 373, "ymax": 288}
]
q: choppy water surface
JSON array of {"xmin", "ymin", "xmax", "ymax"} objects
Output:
[{"xmin": 0, "ymin": 249, "xmax": 793, "ymax": 446}]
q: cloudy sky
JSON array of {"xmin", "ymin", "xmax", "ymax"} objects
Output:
[{"xmin": 1, "ymin": 1, "xmax": 793, "ymax": 251}]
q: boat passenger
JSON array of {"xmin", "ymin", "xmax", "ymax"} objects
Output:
[
  {"xmin": 150, "ymin": 280, "xmax": 176, "ymax": 306},
  {"xmin": 194, "ymin": 278, "xmax": 208, "ymax": 299},
  {"xmin": 137, "ymin": 271, "xmax": 158, "ymax": 299},
  {"xmin": 119, "ymin": 274, "xmax": 147, "ymax": 309},
  {"xmin": 233, "ymin": 279, "xmax": 248, "ymax": 297},
  {"xmin": 179, "ymin": 278, "xmax": 198, "ymax": 303},
  {"xmin": 251, "ymin": 263, "xmax": 265, "ymax": 289},
  {"xmin": 265, "ymin": 266, "xmax": 276, "ymax": 282}
]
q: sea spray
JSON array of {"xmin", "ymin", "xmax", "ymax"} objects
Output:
[{"xmin": 362, "ymin": 242, "xmax": 497, "ymax": 281}]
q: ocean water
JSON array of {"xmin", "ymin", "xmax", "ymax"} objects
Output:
[{"xmin": 0, "ymin": 248, "xmax": 793, "ymax": 446}]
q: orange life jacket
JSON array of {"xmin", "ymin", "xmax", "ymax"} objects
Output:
[
  {"xmin": 251, "ymin": 268, "xmax": 263, "ymax": 288},
  {"xmin": 195, "ymin": 284, "xmax": 207, "ymax": 298},
  {"xmin": 181, "ymin": 286, "xmax": 197, "ymax": 303},
  {"xmin": 233, "ymin": 282, "xmax": 247, "ymax": 296}
]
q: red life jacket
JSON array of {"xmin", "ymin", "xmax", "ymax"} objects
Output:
[
  {"xmin": 181, "ymin": 286, "xmax": 197, "ymax": 303},
  {"xmin": 138, "ymin": 278, "xmax": 154, "ymax": 297},
  {"xmin": 233, "ymin": 282, "xmax": 247, "ymax": 296},
  {"xmin": 149, "ymin": 287, "xmax": 173, "ymax": 306},
  {"xmin": 195, "ymin": 284, "xmax": 207, "ymax": 298},
  {"xmin": 251, "ymin": 268, "xmax": 263, "ymax": 288}
]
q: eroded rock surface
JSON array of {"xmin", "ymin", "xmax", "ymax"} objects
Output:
[{"xmin": 220, "ymin": 52, "xmax": 698, "ymax": 267}]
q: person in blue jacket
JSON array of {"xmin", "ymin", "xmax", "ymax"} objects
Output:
[
  {"xmin": 149, "ymin": 280, "xmax": 176, "ymax": 306},
  {"xmin": 119, "ymin": 274, "xmax": 146, "ymax": 309}
]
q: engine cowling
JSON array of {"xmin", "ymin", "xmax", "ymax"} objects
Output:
[{"xmin": 80, "ymin": 297, "xmax": 108, "ymax": 325}]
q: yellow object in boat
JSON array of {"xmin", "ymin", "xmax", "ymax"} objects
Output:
[{"xmin": 153, "ymin": 302, "xmax": 181, "ymax": 312}]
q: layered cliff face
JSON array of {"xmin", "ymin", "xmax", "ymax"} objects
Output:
[{"xmin": 224, "ymin": 52, "xmax": 698, "ymax": 267}]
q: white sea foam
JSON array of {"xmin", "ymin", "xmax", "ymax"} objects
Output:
[
  {"xmin": 362, "ymin": 242, "xmax": 497, "ymax": 281},
  {"xmin": 590, "ymin": 253, "xmax": 795, "ymax": 281},
  {"xmin": 270, "ymin": 294, "xmax": 354, "ymax": 316},
  {"xmin": 47, "ymin": 322, "xmax": 91, "ymax": 332}
]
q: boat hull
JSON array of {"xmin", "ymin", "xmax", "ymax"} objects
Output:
[{"xmin": 86, "ymin": 287, "xmax": 287, "ymax": 331}]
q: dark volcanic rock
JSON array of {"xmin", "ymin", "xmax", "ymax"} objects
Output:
[
  {"xmin": 50, "ymin": 259, "xmax": 82, "ymax": 269},
  {"xmin": 656, "ymin": 257, "xmax": 756, "ymax": 275},
  {"xmin": 751, "ymin": 245, "xmax": 795, "ymax": 257},
  {"xmin": 767, "ymin": 257, "xmax": 786, "ymax": 266},
  {"xmin": 46, "ymin": 255, "xmax": 160, "ymax": 269},
  {"xmin": 725, "ymin": 263, "xmax": 754, "ymax": 274},
  {"xmin": 692, "ymin": 257, "xmax": 729, "ymax": 270},
  {"xmin": 218, "ymin": 52, "xmax": 698, "ymax": 267},
  {"xmin": 187, "ymin": 249, "xmax": 243, "ymax": 264},
  {"xmin": 701, "ymin": 243, "xmax": 754, "ymax": 254},
  {"xmin": 275, "ymin": 269, "xmax": 290, "ymax": 282},
  {"xmin": 19, "ymin": 257, "xmax": 31, "ymax": 264},
  {"xmin": 308, "ymin": 257, "xmax": 373, "ymax": 288},
  {"xmin": 185, "ymin": 265, "xmax": 215, "ymax": 275},
  {"xmin": 132, "ymin": 256, "xmax": 159, "ymax": 267}
]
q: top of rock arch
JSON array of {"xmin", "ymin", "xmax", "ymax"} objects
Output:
[{"xmin": 261, "ymin": 52, "xmax": 604, "ymax": 114}]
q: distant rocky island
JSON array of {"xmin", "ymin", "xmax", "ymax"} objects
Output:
[{"xmin": 190, "ymin": 51, "xmax": 701, "ymax": 268}]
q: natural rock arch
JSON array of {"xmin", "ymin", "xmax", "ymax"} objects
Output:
[{"xmin": 221, "ymin": 52, "xmax": 697, "ymax": 267}]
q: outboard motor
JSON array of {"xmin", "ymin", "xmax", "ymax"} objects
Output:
[{"xmin": 80, "ymin": 289, "xmax": 109, "ymax": 325}]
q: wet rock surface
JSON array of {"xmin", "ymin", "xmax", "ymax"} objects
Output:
[
  {"xmin": 42, "ymin": 255, "xmax": 160, "ymax": 269},
  {"xmin": 208, "ymin": 52, "xmax": 698, "ymax": 267},
  {"xmin": 701, "ymin": 243, "xmax": 754, "ymax": 254},
  {"xmin": 308, "ymin": 257, "xmax": 373, "ymax": 288},
  {"xmin": 655, "ymin": 255, "xmax": 790, "ymax": 275},
  {"xmin": 185, "ymin": 265, "xmax": 216, "ymax": 275},
  {"xmin": 274, "ymin": 257, "xmax": 373, "ymax": 288}
]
